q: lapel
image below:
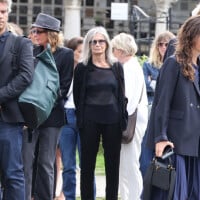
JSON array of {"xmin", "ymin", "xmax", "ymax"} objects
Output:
[
  {"xmin": 193, "ymin": 77, "xmax": 200, "ymax": 96},
  {"xmin": 193, "ymin": 57, "xmax": 200, "ymax": 96},
  {"xmin": 0, "ymin": 33, "xmax": 15, "ymax": 66}
]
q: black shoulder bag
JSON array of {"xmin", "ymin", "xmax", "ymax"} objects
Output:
[{"xmin": 143, "ymin": 146, "xmax": 176, "ymax": 200}]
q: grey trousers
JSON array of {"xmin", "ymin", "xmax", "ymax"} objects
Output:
[{"xmin": 22, "ymin": 127, "xmax": 61, "ymax": 200}]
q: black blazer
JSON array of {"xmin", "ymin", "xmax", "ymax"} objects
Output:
[
  {"xmin": 0, "ymin": 33, "xmax": 34, "ymax": 123},
  {"xmin": 73, "ymin": 60, "xmax": 126, "ymax": 130},
  {"xmin": 147, "ymin": 55, "xmax": 200, "ymax": 156},
  {"xmin": 34, "ymin": 46, "xmax": 74, "ymax": 128}
]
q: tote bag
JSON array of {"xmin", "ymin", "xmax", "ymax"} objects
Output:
[{"xmin": 18, "ymin": 44, "xmax": 60, "ymax": 129}]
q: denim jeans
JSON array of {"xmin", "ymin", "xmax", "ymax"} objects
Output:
[
  {"xmin": 0, "ymin": 120, "xmax": 25, "ymax": 200},
  {"xmin": 139, "ymin": 130, "xmax": 153, "ymax": 178},
  {"xmin": 22, "ymin": 127, "xmax": 61, "ymax": 200},
  {"xmin": 59, "ymin": 108, "xmax": 81, "ymax": 200}
]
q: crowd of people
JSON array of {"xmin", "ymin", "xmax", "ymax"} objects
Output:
[{"xmin": 1, "ymin": 0, "xmax": 200, "ymax": 199}]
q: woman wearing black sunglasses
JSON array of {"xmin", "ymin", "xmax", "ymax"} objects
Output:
[
  {"xmin": 22, "ymin": 13, "xmax": 74, "ymax": 200},
  {"xmin": 73, "ymin": 26, "xmax": 126, "ymax": 200}
]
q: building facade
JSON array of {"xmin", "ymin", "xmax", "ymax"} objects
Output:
[{"xmin": 10, "ymin": 0, "xmax": 199, "ymax": 54}]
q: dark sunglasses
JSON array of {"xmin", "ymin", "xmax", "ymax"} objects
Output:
[
  {"xmin": 30, "ymin": 29, "xmax": 47, "ymax": 35},
  {"xmin": 89, "ymin": 39, "xmax": 106, "ymax": 45},
  {"xmin": 158, "ymin": 42, "xmax": 168, "ymax": 47}
]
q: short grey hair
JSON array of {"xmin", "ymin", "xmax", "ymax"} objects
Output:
[
  {"xmin": 0, "ymin": 0, "xmax": 12, "ymax": 13},
  {"xmin": 81, "ymin": 26, "xmax": 117, "ymax": 65},
  {"xmin": 111, "ymin": 32, "xmax": 138, "ymax": 56}
]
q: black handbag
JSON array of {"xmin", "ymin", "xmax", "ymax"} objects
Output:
[{"xmin": 143, "ymin": 147, "xmax": 176, "ymax": 200}]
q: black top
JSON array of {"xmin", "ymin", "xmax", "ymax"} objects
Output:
[
  {"xmin": 73, "ymin": 60, "xmax": 126, "ymax": 130},
  {"xmin": 85, "ymin": 65, "xmax": 119, "ymax": 124}
]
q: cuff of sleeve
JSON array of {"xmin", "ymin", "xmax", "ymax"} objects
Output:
[{"xmin": 154, "ymin": 135, "xmax": 168, "ymax": 143}]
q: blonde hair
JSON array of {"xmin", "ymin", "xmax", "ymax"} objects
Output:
[
  {"xmin": 111, "ymin": 32, "xmax": 138, "ymax": 56},
  {"xmin": 47, "ymin": 31, "xmax": 64, "ymax": 52},
  {"xmin": 7, "ymin": 22, "xmax": 23, "ymax": 36},
  {"xmin": 149, "ymin": 31, "xmax": 175, "ymax": 68}
]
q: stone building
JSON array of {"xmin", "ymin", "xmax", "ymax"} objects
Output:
[{"xmin": 10, "ymin": 0, "xmax": 199, "ymax": 54}]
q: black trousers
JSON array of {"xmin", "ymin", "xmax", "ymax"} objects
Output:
[
  {"xmin": 22, "ymin": 127, "xmax": 61, "ymax": 200},
  {"xmin": 80, "ymin": 120, "xmax": 122, "ymax": 200}
]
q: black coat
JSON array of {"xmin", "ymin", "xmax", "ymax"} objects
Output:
[
  {"xmin": 73, "ymin": 60, "xmax": 126, "ymax": 131},
  {"xmin": 0, "ymin": 33, "xmax": 34, "ymax": 123},
  {"xmin": 147, "ymin": 55, "xmax": 200, "ymax": 156},
  {"xmin": 34, "ymin": 46, "xmax": 74, "ymax": 128}
]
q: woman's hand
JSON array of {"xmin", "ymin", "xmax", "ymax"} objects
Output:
[{"xmin": 155, "ymin": 141, "xmax": 174, "ymax": 157}]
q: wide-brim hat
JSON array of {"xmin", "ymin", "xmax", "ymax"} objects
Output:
[{"xmin": 32, "ymin": 13, "xmax": 61, "ymax": 32}]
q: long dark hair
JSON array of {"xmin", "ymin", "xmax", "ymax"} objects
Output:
[{"xmin": 175, "ymin": 15, "xmax": 200, "ymax": 81}]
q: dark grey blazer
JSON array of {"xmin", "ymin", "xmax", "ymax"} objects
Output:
[
  {"xmin": 147, "ymin": 55, "xmax": 200, "ymax": 156},
  {"xmin": 0, "ymin": 32, "xmax": 34, "ymax": 123}
]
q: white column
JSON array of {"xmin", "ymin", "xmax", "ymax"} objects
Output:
[
  {"xmin": 63, "ymin": 0, "xmax": 81, "ymax": 39},
  {"xmin": 154, "ymin": 0, "xmax": 178, "ymax": 36}
]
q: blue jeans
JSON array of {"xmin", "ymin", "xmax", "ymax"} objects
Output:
[
  {"xmin": 0, "ymin": 120, "xmax": 25, "ymax": 200},
  {"xmin": 139, "ymin": 130, "xmax": 153, "ymax": 178},
  {"xmin": 59, "ymin": 108, "xmax": 81, "ymax": 200}
]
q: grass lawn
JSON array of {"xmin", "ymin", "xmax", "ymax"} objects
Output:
[
  {"xmin": 95, "ymin": 143, "xmax": 105, "ymax": 175},
  {"xmin": 77, "ymin": 141, "xmax": 105, "ymax": 176}
]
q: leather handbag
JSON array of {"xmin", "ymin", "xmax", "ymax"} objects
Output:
[
  {"xmin": 143, "ymin": 147, "xmax": 176, "ymax": 200},
  {"xmin": 121, "ymin": 109, "xmax": 137, "ymax": 144},
  {"xmin": 121, "ymin": 84, "xmax": 143, "ymax": 144}
]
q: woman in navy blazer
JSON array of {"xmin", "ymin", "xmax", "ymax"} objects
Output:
[{"xmin": 147, "ymin": 15, "xmax": 200, "ymax": 199}]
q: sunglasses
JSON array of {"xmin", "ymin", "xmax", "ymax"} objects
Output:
[
  {"xmin": 89, "ymin": 39, "xmax": 106, "ymax": 45},
  {"xmin": 30, "ymin": 29, "xmax": 47, "ymax": 35},
  {"xmin": 158, "ymin": 42, "xmax": 168, "ymax": 47}
]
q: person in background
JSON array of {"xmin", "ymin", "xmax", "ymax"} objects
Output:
[
  {"xmin": 0, "ymin": 0, "xmax": 34, "ymax": 199},
  {"xmin": 112, "ymin": 33, "xmax": 148, "ymax": 200},
  {"xmin": 27, "ymin": 27, "xmax": 38, "ymax": 45},
  {"xmin": 163, "ymin": 3, "xmax": 200, "ymax": 62},
  {"xmin": 7, "ymin": 22, "xmax": 23, "ymax": 36},
  {"xmin": 140, "ymin": 31, "xmax": 175, "ymax": 178},
  {"xmin": 147, "ymin": 14, "xmax": 200, "ymax": 199},
  {"xmin": 73, "ymin": 26, "xmax": 125, "ymax": 200},
  {"xmin": 143, "ymin": 31, "xmax": 175, "ymax": 105},
  {"xmin": 57, "ymin": 36, "xmax": 83, "ymax": 200},
  {"xmin": 22, "ymin": 13, "xmax": 74, "ymax": 200}
]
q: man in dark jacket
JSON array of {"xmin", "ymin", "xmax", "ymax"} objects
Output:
[{"xmin": 0, "ymin": 0, "xmax": 34, "ymax": 199}]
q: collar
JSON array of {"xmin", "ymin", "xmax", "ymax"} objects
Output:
[{"xmin": 0, "ymin": 31, "xmax": 10, "ymax": 43}]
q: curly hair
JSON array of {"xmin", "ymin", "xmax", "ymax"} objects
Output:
[{"xmin": 175, "ymin": 15, "xmax": 200, "ymax": 81}]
